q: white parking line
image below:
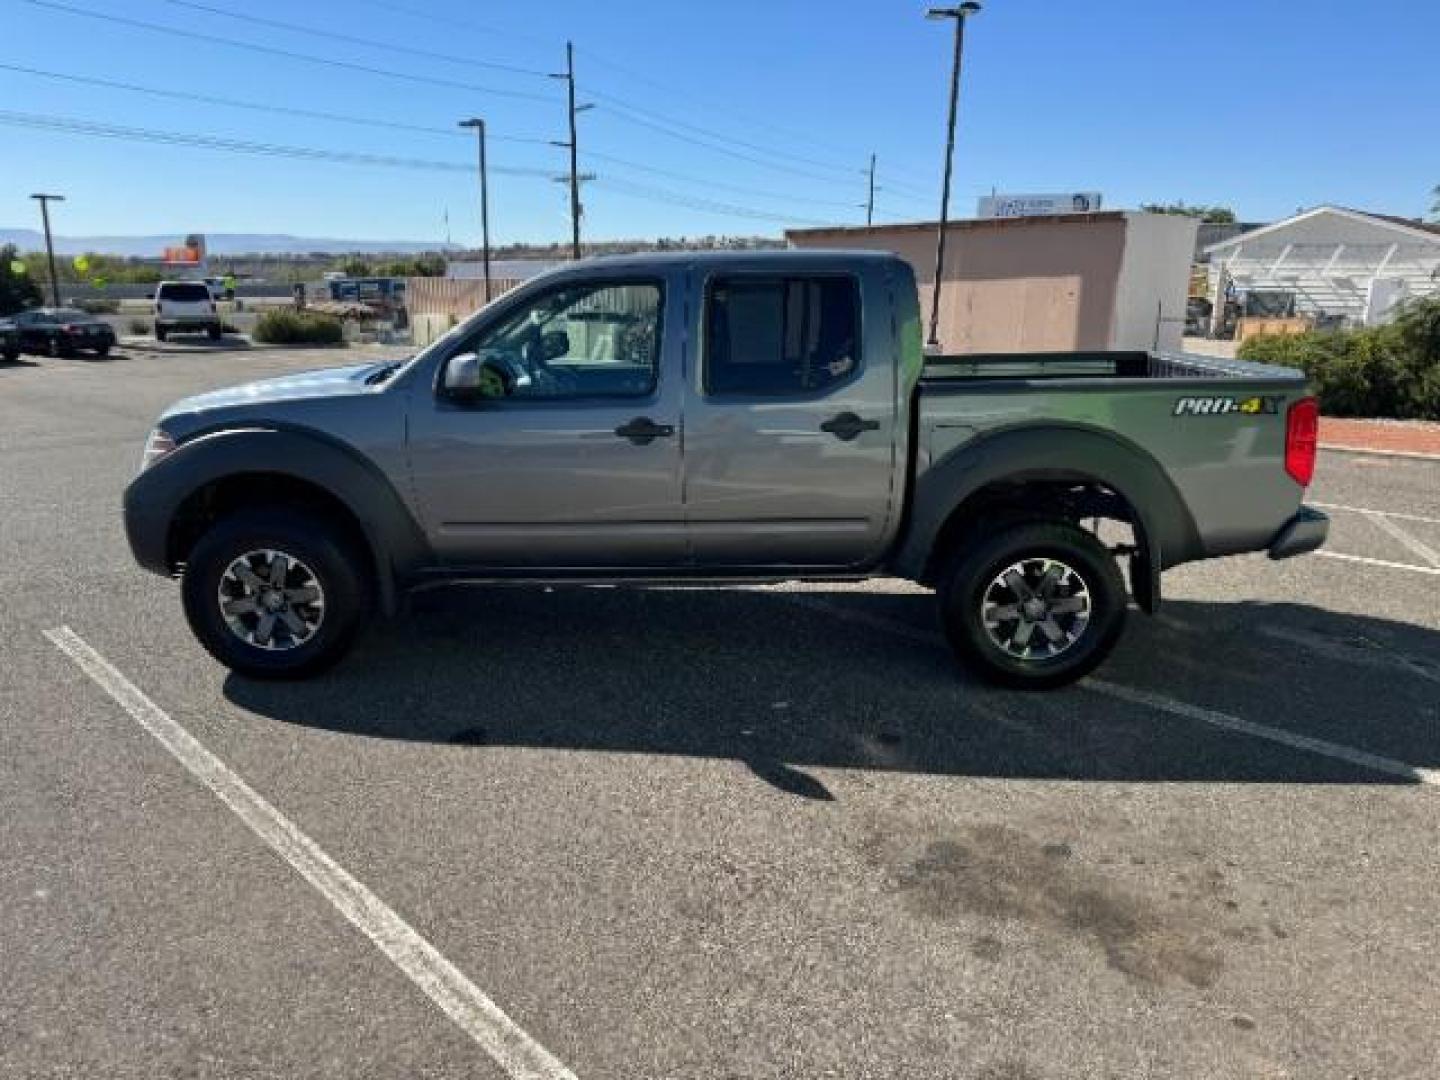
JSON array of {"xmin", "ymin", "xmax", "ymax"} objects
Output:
[
  {"xmin": 1314, "ymin": 550, "xmax": 1440, "ymax": 577},
  {"xmin": 1311, "ymin": 501, "xmax": 1440, "ymax": 527},
  {"xmin": 1362, "ymin": 512, "xmax": 1440, "ymax": 568},
  {"xmin": 781, "ymin": 595, "xmax": 1439, "ymax": 786},
  {"xmin": 1085, "ymin": 679, "xmax": 1437, "ymax": 785},
  {"xmin": 43, "ymin": 626, "xmax": 579, "ymax": 1080}
]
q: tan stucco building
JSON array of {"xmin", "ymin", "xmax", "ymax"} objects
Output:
[{"xmin": 786, "ymin": 211, "xmax": 1197, "ymax": 354}]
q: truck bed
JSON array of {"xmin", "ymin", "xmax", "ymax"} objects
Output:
[
  {"xmin": 913, "ymin": 349, "xmax": 1312, "ymax": 565},
  {"xmin": 921, "ymin": 349, "xmax": 1299, "ymax": 385}
]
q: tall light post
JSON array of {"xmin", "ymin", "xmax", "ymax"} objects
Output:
[
  {"xmin": 925, "ymin": 2, "xmax": 980, "ymax": 350},
  {"xmin": 30, "ymin": 193, "xmax": 65, "ymax": 307},
  {"xmin": 458, "ymin": 118, "xmax": 492, "ymax": 302}
]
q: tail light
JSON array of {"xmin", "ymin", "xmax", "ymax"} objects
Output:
[{"xmin": 1285, "ymin": 396, "xmax": 1319, "ymax": 486}]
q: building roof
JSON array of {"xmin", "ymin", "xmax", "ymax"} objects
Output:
[
  {"xmin": 787, "ymin": 211, "xmax": 1129, "ymax": 241},
  {"xmin": 1204, "ymin": 205, "xmax": 1440, "ymax": 253}
]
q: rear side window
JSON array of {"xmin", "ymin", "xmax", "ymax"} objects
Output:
[
  {"xmin": 158, "ymin": 283, "xmax": 211, "ymax": 301},
  {"xmin": 705, "ymin": 276, "xmax": 860, "ymax": 396}
]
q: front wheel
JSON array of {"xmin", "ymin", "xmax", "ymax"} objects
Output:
[
  {"xmin": 939, "ymin": 521, "xmax": 1128, "ymax": 689},
  {"xmin": 181, "ymin": 508, "xmax": 370, "ymax": 678}
]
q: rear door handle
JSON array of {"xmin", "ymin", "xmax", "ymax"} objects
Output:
[
  {"xmin": 614, "ymin": 417, "xmax": 675, "ymax": 445},
  {"xmin": 819, "ymin": 412, "xmax": 880, "ymax": 441}
]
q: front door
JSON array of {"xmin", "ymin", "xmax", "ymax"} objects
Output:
[
  {"xmin": 407, "ymin": 275, "xmax": 685, "ymax": 568},
  {"xmin": 683, "ymin": 267, "xmax": 900, "ymax": 568}
]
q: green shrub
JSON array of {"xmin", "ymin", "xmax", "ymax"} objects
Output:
[
  {"xmin": 75, "ymin": 298, "xmax": 119, "ymax": 314},
  {"xmin": 253, "ymin": 309, "xmax": 343, "ymax": 345},
  {"xmin": 1238, "ymin": 296, "xmax": 1440, "ymax": 419}
]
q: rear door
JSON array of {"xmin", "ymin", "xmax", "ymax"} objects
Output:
[
  {"xmin": 682, "ymin": 265, "xmax": 900, "ymax": 568},
  {"xmin": 407, "ymin": 272, "xmax": 686, "ymax": 568}
]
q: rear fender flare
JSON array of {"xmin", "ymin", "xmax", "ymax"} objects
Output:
[{"xmin": 893, "ymin": 423, "xmax": 1203, "ymax": 597}]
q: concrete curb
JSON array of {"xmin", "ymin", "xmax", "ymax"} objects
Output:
[{"xmin": 1319, "ymin": 444, "xmax": 1440, "ymax": 463}]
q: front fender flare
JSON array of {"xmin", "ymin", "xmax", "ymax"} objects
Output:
[{"xmin": 123, "ymin": 426, "xmax": 430, "ymax": 615}]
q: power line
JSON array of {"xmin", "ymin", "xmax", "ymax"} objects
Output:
[
  {"xmin": 583, "ymin": 149, "xmax": 876, "ymax": 214},
  {"xmin": 576, "ymin": 48, "xmax": 871, "ymax": 163},
  {"xmin": 0, "ymin": 63, "xmax": 554, "ymax": 144},
  {"xmin": 0, "ymin": 110, "xmax": 556, "ymax": 176},
  {"xmin": 593, "ymin": 178, "xmax": 839, "ymax": 228},
  {"xmin": 324, "ymin": 0, "xmax": 940, "ymax": 195},
  {"xmin": 18, "ymin": 0, "xmax": 560, "ymax": 103},
  {"xmin": 0, "ymin": 109, "xmax": 842, "ymax": 228},
  {"xmin": 154, "ymin": 0, "xmax": 551, "ymax": 79}
]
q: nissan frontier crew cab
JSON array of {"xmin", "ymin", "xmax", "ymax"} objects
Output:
[{"xmin": 124, "ymin": 251, "xmax": 1328, "ymax": 688}]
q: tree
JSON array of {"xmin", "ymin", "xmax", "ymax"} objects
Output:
[
  {"xmin": 1431, "ymin": 184, "xmax": 1439, "ymax": 222},
  {"xmin": 1140, "ymin": 202, "xmax": 1237, "ymax": 224},
  {"xmin": 0, "ymin": 245, "xmax": 44, "ymax": 315}
]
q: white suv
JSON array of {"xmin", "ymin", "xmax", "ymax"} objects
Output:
[{"xmin": 154, "ymin": 281, "xmax": 222, "ymax": 341}]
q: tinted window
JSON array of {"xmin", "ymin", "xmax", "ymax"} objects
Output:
[
  {"xmin": 705, "ymin": 276, "xmax": 859, "ymax": 396},
  {"xmin": 158, "ymin": 283, "xmax": 211, "ymax": 301},
  {"xmin": 465, "ymin": 281, "xmax": 662, "ymax": 400}
]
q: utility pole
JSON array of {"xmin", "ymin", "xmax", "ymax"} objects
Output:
[
  {"xmin": 865, "ymin": 153, "xmax": 877, "ymax": 226},
  {"xmin": 30, "ymin": 193, "xmax": 65, "ymax": 307},
  {"xmin": 458, "ymin": 118, "xmax": 492, "ymax": 301},
  {"xmin": 924, "ymin": 3, "xmax": 980, "ymax": 350},
  {"xmin": 550, "ymin": 41, "xmax": 591, "ymax": 260}
]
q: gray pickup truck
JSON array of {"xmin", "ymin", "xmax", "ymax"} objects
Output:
[{"xmin": 124, "ymin": 250, "xmax": 1327, "ymax": 688}]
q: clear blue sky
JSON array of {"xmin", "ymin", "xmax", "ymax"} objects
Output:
[{"xmin": 2, "ymin": 0, "xmax": 1437, "ymax": 247}]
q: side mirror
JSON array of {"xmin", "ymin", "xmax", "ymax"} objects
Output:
[{"xmin": 442, "ymin": 352, "xmax": 510, "ymax": 401}]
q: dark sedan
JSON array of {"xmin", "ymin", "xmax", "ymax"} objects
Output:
[
  {"xmin": 0, "ymin": 319, "xmax": 19, "ymax": 362},
  {"xmin": 11, "ymin": 308, "xmax": 116, "ymax": 357}
]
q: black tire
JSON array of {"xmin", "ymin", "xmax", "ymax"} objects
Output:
[
  {"xmin": 207, "ymin": 325, "xmax": 222, "ymax": 341},
  {"xmin": 2, "ymin": 349, "xmax": 17, "ymax": 363},
  {"xmin": 96, "ymin": 344, "xmax": 112, "ymax": 357},
  {"xmin": 938, "ymin": 520, "xmax": 1127, "ymax": 689},
  {"xmin": 155, "ymin": 327, "xmax": 168, "ymax": 342},
  {"xmin": 47, "ymin": 335, "xmax": 70, "ymax": 358},
  {"xmin": 181, "ymin": 507, "xmax": 370, "ymax": 679}
]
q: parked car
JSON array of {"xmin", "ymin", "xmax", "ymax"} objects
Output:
[
  {"xmin": 0, "ymin": 318, "xmax": 19, "ymax": 361},
  {"xmin": 10, "ymin": 308, "xmax": 116, "ymax": 357},
  {"xmin": 124, "ymin": 251, "xmax": 1327, "ymax": 687},
  {"xmin": 152, "ymin": 281, "xmax": 222, "ymax": 341}
]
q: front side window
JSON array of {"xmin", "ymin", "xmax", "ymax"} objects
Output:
[
  {"xmin": 463, "ymin": 281, "xmax": 662, "ymax": 400},
  {"xmin": 705, "ymin": 276, "xmax": 860, "ymax": 396}
]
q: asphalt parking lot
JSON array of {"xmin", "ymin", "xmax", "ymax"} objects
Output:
[{"xmin": 3, "ymin": 345, "xmax": 1438, "ymax": 1079}]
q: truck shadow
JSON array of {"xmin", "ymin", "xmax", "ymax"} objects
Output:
[{"xmin": 223, "ymin": 587, "xmax": 1440, "ymax": 797}]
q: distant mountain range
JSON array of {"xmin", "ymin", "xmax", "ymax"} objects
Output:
[{"xmin": 0, "ymin": 229, "xmax": 455, "ymax": 257}]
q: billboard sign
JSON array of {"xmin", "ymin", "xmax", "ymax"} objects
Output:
[
  {"xmin": 976, "ymin": 192, "xmax": 1102, "ymax": 219},
  {"xmin": 162, "ymin": 234, "xmax": 207, "ymax": 266}
]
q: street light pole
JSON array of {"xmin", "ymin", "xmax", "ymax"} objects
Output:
[
  {"xmin": 925, "ymin": 3, "xmax": 980, "ymax": 350},
  {"xmin": 30, "ymin": 193, "xmax": 65, "ymax": 307},
  {"xmin": 458, "ymin": 118, "xmax": 492, "ymax": 302}
]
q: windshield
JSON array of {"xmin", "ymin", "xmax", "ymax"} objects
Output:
[{"xmin": 158, "ymin": 283, "xmax": 211, "ymax": 301}]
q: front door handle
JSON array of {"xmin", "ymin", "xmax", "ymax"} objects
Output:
[
  {"xmin": 614, "ymin": 417, "xmax": 675, "ymax": 445},
  {"xmin": 819, "ymin": 411, "xmax": 880, "ymax": 441}
]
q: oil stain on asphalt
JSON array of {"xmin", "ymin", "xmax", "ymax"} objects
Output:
[{"xmin": 871, "ymin": 823, "xmax": 1224, "ymax": 988}]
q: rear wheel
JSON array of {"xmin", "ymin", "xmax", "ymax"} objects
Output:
[
  {"xmin": 155, "ymin": 326, "xmax": 168, "ymax": 342},
  {"xmin": 96, "ymin": 344, "xmax": 112, "ymax": 357},
  {"xmin": 207, "ymin": 325, "xmax": 222, "ymax": 341},
  {"xmin": 939, "ymin": 520, "xmax": 1127, "ymax": 689},
  {"xmin": 47, "ymin": 336, "xmax": 70, "ymax": 358},
  {"xmin": 181, "ymin": 508, "xmax": 370, "ymax": 678}
]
